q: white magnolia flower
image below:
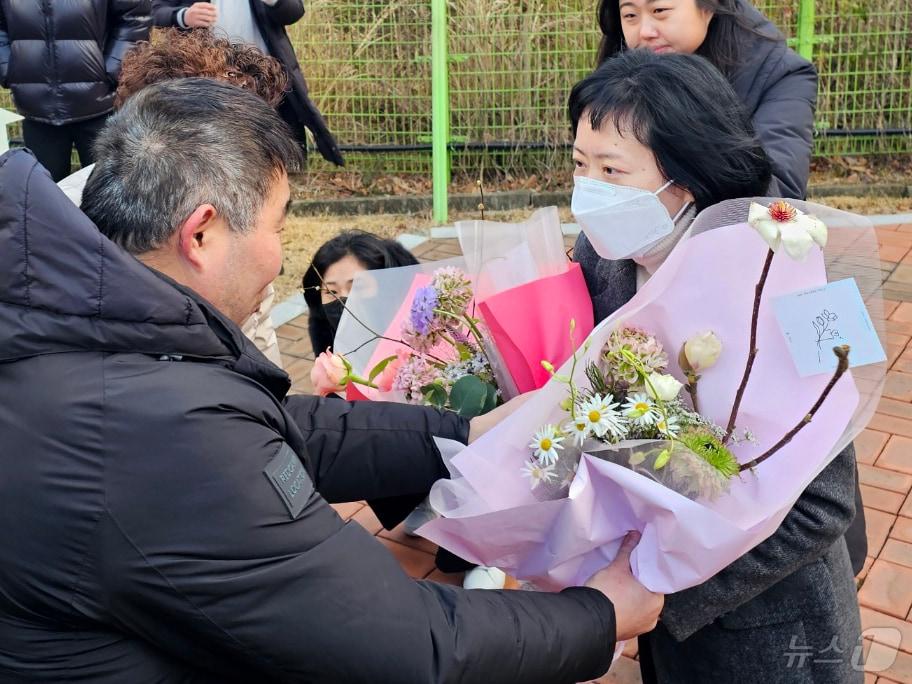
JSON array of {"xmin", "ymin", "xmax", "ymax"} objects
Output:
[
  {"xmin": 579, "ymin": 394, "xmax": 626, "ymax": 440},
  {"xmin": 656, "ymin": 414, "xmax": 681, "ymax": 438},
  {"xmin": 521, "ymin": 459, "xmax": 557, "ymax": 489},
  {"xmin": 748, "ymin": 200, "xmax": 827, "ymax": 260},
  {"xmin": 528, "ymin": 424, "xmax": 565, "ymax": 466},
  {"xmin": 623, "ymin": 392, "xmax": 661, "ymax": 427},
  {"xmin": 564, "ymin": 417, "xmax": 592, "ymax": 447},
  {"xmin": 682, "ymin": 331, "xmax": 722, "ymax": 372},
  {"xmin": 645, "ymin": 373, "xmax": 684, "ymax": 402}
]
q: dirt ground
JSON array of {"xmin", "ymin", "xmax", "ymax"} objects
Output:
[{"xmin": 275, "ymin": 192, "xmax": 912, "ymax": 301}]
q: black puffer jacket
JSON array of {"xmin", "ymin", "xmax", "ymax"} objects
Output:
[
  {"xmin": 0, "ymin": 0, "xmax": 151, "ymax": 124},
  {"xmin": 0, "ymin": 148, "xmax": 617, "ymax": 683}
]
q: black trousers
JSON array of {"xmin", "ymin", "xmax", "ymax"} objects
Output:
[{"xmin": 21, "ymin": 114, "xmax": 110, "ymax": 182}]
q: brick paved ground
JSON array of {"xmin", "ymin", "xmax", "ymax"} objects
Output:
[{"xmin": 278, "ymin": 224, "xmax": 912, "ymax": 683}]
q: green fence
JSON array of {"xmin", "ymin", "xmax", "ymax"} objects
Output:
[
  {"xmin": 287, "ymin": 0, "xmax": 910, "ymax": 179},
  {"xmin": 2, "ymin": 0, "xmax": 909, "ymax": 187}
]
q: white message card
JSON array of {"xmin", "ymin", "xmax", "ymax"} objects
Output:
[{"xmin": 773, "ymin": 278, "xmax": 886, "ymax": 377}]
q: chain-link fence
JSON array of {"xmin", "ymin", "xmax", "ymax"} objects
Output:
[
  {"xmin": 2, "ymin": 0, "xmax": 909, "ymax": 177},
  {"xmin": 288, "ymin": 0, "xmax": 911, "ymax": 176}
]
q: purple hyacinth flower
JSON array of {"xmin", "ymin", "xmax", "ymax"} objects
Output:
[{"xmin": 410, "ymin": 286, "xmax": 439, "ymax": 335}]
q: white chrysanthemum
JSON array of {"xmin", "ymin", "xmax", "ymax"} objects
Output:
[
  {"xmin": 656, "ymin": 414, "xmax": 681, "ymax": 438},
  {"xmin": 520, "ymin": 459, "xmax": 557, "ymax": 489},
  {"xmin": 579, "ymin": 394, "xmax": 626, "ymax": 440},
  {"xmin": 623, "ymin": 393, "xmax": 661, "ymax": 427},
  {"xmin": 564, "ymin": 418, "xmax": 592, "ymax": 447},
  {"xmin": 528, "ymin": 425, "xmax": 565, "ymax": 466}
]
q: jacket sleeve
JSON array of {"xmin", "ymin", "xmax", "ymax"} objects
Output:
[
  {"xmin": 283, "ymin": 394, "xmax": 469, "ymax": 504},
  {"xmin": 150, "ymin": 0, "xmax": 188, "ymax": 27},
  {"xmin": 752, "ymin": 53, "xmax": 818, "ymax": 200},
  {"xmin": 658, "ymin": 443, "xmax": 857, "ymax": 641},
  {"xmin": 104, "ymin": 0, "xmax": 152, "ymax": 81},
  {"xmin": 260, "ymin": 0, "xmax": 305, "ymax": 26},
  {"xmin": 100, "ymin": 401, "xmax": 616, "ymax": 683},
  {"xmin": 0, "ymin": 3, "xmax": 10, "ymax": 87}
]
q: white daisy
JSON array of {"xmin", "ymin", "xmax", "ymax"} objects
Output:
[
  {"xmin": 579, "ymin": 394, "xmax": 626, "ymax": 440},
  {"xmin": 564, "ymin": 418, "xmax": 592, "ymax": 447},
  {"xmin": 528, "ymin": 424, "xmax": 565, "ymax": 466},
  {"xmin": 656, "ymin": 414, "xmax": 681, "ymax": 438},
  {"xmin": 520, "ymin": 459, "xmax": 557, "ymax": 489},
  {"xmin": 623, "ymin": 392, "xmax": 661, "ymax": 427}
]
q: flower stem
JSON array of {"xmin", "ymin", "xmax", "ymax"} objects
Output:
[
  {"xmin": 684, "ymin": 372, "xmax": 701, "ymax": 414},
  {"xmin": 347, "ymin": 375, "xmax": 379, "ymax": 391},
  {"xmin": 434, "ymin": 308, "xmax": 495, "ymax": 369},
  {"xmin": 567, "ymin": 327, "xmax": 580, "ymax": 421},
  {"xmin": 724, "ymin": 248, "xmax": 775, "ymax": 444},
  {"xmin": 738, "ymin": 345, "xmax": 851, "ymax": 472}
]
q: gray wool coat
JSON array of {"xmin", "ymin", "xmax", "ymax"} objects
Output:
[{"xmin": 575, "ymin": 233, "xmax": 864, "ymax": 683}]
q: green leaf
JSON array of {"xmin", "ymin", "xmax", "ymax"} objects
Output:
[
  {"xmin": 654, "ymin": 448, "xmax": 672, "ymax": 470},
  {"xmin": 367, "ymin": 355, "xmax": 398, "ymax": 382},
  {"xmin": 421, "ymin": 383, "xmax": 448, "ymax": 408},
  {"xmin": 449, "ymin": 375, "xmax": 488, "ymax": 418},
  {"xmin": 481, "ymin": 382, "xmax": 499, "ymax": 414}
]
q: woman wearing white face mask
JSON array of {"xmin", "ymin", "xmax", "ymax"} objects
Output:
[
  {"xmin": 570, "ymin": 49, "xmax": 771, "ymax": 323},
  {"xmin": 570, "ymin": 50, "xmax": 864, "ymax": 684},
  {"xmin": 597, "ymin": 0, "xmax": 817, "ymax": 200}
]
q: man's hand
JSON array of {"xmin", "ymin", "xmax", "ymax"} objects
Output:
[
  {"xmin": 184, "ymin": 2, "xmax": 217, "ymax": 27},
  {"xmin": 585, "ymin": 531, "xmax": 664, "ymax": 642},
  {"xmin": 467, "ymin": 392, "xmax": 534, "ymax": 444}
]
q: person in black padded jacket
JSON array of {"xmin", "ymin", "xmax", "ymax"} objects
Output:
[
  {"xmin": 0, "ymin": 0, "xmax": 150, "ymax": 180},
  {"xmin": 0, "ymin": 77, "xmax": 664, "ymax": 683}
]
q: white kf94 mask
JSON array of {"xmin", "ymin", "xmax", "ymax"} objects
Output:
[{"xmin": 571, "ymin": 176, "xmax": 689, "ymax": 261}]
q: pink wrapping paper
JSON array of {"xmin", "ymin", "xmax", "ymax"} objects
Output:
[
  {"xmin": 419, "ymin": 221, "xmax": 877, "ymax": 593},
  {"xmin": 478, "ymin": 262, "xmax": 593, "ymax": 393}
]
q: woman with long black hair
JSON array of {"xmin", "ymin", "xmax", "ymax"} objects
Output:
[{"xmin": 597, "ymin": 0, "xmax": 817, "ymax": 201}]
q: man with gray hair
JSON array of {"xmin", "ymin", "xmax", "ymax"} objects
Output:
[{"xmin": 0, "ymin": 77, "xmax": 662, "ymax": 682}]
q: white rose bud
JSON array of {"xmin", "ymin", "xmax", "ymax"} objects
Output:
[
  {"xmin": 645, "ymin": 372, "xmax": 684, "ymax": 402},
  {"xmin": 683, "ymin": 331, "xmax": 722, "ymax": 372}
]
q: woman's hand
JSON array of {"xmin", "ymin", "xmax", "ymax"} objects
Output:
[{"xmin": 467, "ymin": 392, "xmax": 534, "ymax": 444}]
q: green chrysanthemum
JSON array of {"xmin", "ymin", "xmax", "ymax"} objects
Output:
[{"xmin": 677, "ymin": 428, "xmax": 740, "ymax": 479}]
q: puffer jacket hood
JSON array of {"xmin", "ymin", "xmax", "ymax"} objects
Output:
[
  {"xmin": 0, "ymin": 148, "xmax": 289, "ymax": 397},
  {"xmin": 0, "ymin": 0, "xmax": 151, "ymax": 124}
]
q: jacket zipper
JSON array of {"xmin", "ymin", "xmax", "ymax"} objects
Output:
[{"xmin": 42, "ymin": 0, "xmax": 60, "ymax": 120}]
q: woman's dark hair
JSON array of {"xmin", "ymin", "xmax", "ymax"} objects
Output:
[
  {"xmin": 596, "ymin": 0, "xmax": 776, "ymax": 76},
  {"xmin": 569, "ymin": 49, "xmax": 772, "ymax": 212},
  {"xmin": 302, "ymin": 230, "xmax": 420, "ymax": 353}
]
